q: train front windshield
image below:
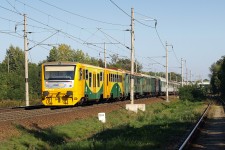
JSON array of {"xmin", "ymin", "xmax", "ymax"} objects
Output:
[
  {"xmin": 44, "ymin": 65, "xmax": 75, "ymax": 80},
  {"xmin": 44, "ymin": 65, "xmax": 76, "ymax": 89}
]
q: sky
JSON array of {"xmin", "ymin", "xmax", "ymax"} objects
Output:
[{"xmin": 1, "ymin": 0, "xmax": 225, "ymax": 80}]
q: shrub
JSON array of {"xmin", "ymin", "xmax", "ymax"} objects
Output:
[{"xmin": 179, "ymin": 85, "xmax": 205, "ymax": 101}]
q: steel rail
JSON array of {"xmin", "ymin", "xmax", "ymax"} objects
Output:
[
  {"xmin": 178, "ymin": 103, "xmax": 211, "ymax": 150},
  {"xmin": 0, "ymin": 99, "xmax": 132, "ymax": 122}
]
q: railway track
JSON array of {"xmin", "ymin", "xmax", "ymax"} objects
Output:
[
  {"xmin": 0, "ymin": 97, "xmax": 157, "ymax": 123},
  {"xmin": 178, "ymin": 98, "xmax": 225, "ymax": 150}
]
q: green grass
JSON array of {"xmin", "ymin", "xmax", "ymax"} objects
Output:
[
  {"xmin": 0, "ymin": 99, "xmax": 42, "ymax": 107},
  {"xmin": 0, "ymin": 100, "xmax": 206, "ymax": 150}
]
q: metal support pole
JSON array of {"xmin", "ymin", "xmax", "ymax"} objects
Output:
[
  {"xmin": 190, "ymin": 70, "xmax": 192, "ymax": 84},
  {"xmin": 181, "ymin": 58, "xmax": 183, "ymax": 87},
  {"xmin": 24, "ymin": 14, "xmax": 29, "ymax": 106},
  {"xmin": 166, "ymin": 42, "xmax": 169, "ymax": 102},
  {"xmin": 104, "ymin": 42, "xmax": 106, "ymax": 68},
  {"xmin": 130, "ymin": 8, "xmax": 134, "ymax": 104},
  {"xmin": 7, "ymin": 49, "xmax": 9, "ymax": 73},
  {"xmin": 186, "ymin": 62, "xmax": 188, "ymax": 85}
]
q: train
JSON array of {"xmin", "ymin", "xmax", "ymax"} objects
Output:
[{"xmin": 41, "ymin": 61, "xmax": 180, "ymax": 106}]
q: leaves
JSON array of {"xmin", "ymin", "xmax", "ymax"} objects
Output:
[{"xmin": 209, "ymin": 55, "xmax": 225, "ymax": 96}]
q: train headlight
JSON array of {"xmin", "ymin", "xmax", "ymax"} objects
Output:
[
  {"xmin": 66, "ymin": 91, "xmax": 73, "ymax": 97},
  {"xmin": 43, "ymin": 91, "xmax": 49, "ymax": 97}
]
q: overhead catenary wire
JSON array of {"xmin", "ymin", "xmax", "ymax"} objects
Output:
[
  {"xmin": 0, "ymin": 5, "xmax": 106, "ymax": 55},
  {"xmin": 13, "ymin": 0, "xmax": 130, "ymax": 55},
  {"xmin": 5, "ymin": 0, "xmax": 22, "ymax": 15},
  {"xmin": 0, "ymin": 5, "xmax": 23, "ymax": 16},
  {"xmin": 98, "ymin": 28, "xmax": 130, "ymax": 50},
  {"xmin": 0, "ymin": 2, "xmax": 147, "ymax": 60},
  {"xmin": 38, "ymin": 0, "xmax": 129, "ymax": 27},
  {"xmin": 1, "ymin": 1, "xmax": 182, "ymax": 76},
  {"xmin": 109, "ymin": 0, "xmax": 155, "ymax": 28}
]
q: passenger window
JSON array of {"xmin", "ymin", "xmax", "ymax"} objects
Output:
[
  {"xmin": 97, "ymin": 74, "xmax": 100, "ymax": 87},
  {"xmin": 86, "ymin": 70, "xmax": 88, "ymax": 80},
  {"xmin": 100, "ymin": 72, "xmax": 103, "ymax": 81},
  {"xmin": 110, "ymin": 74, "xmax": 112, "ymax": 82},
  {"xmin": 93, "ymin": 74, "xmax": 96, "ymax": 87},
  {"xmin": 79, "ymin": 68, "xmax": 82, "ymax": 80},
  {"xmin": 89, "ymin": 72, "xmax": 92, "ymax": 87},
  {"xmin": 83, "ymin": 69, "xmax": 85, "ymax": 79}
]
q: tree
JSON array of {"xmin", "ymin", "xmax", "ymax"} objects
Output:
[
  {"xmin": 2, "ymin": 45, "xmax": 25, "ymax": 73},
  {"xmin": 107, "ymin": 54, "xmax": 143, "ymax": 72},
  {"xmin": 209, "ymin": 56, "xmax": 225, "ymax": 96},
  {"xmin": 46, "ymin": 44, "xmax": 100, "ymax": 66},
  {"xmin": 0, "ymin": 45, "xmax": 41, "ymax": 100},
  {"xmin": 47, "ymin": 44, "xmax": 74, "ymax": 61}
]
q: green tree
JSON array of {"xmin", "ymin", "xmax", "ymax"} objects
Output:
[
  {"xmin": 46, "ymin": 44, "xmax": 100, "ymax": 66},
  {"xmin": 107, "ymin": 54, "xmax": 143, "ymax": 72},
  {"xmin": 209, "ymin": 56, "xmax": 225, "ymax": 95},
  {"xmin": 0, "ymin": 45, "xmax": 41, "ymax": 100}
]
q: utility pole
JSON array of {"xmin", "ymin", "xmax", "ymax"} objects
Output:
[
  {"xmin": 126, "ymin": 8, "xmax": 145, "ymax": 113},
  {"xmin": 104, "ymin": 42, "xmax": 106, "ymax": 68},
  {"xmin": 166, "ymin": 42, "xmax": 169, "ymax": 102},
  {"xmin": 185, "ymin": 60, "xmax": 188, "ymax": 85},
  {"xmin": 130, "ymin": 8, "xmax": 134, "ymax": 104},
  {"xmin": 181, "ymin": 58, "xmax": 183, "ymax": 87},
  {"xmin": 165, "ymin": 42, "xmax": 173, "ymax": 102},
  {"xmin": 186, "ymin": 63, "xmax": 188, "ymax": 85},
  {"xmin": 24, "ymin": 14, "xmax": 29, "ymax": 106},
  {"xmin": 84, "ymin": 42, "xmax": 118, "ymax": 68},
  {"xmin": 7, "ymin": 49, "xmax": 9, "ymax": 73},
  {"xmin": 190, "ymin": 70, "xmax": 192, "ymax": 84},
  {"xmin": 135, "ymin": 60, "xmax": 138, "ymax": 73}
]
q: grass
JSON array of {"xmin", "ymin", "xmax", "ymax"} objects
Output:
[
  {"xmin": 0, "ymin": 99, "xmax": 206, "ymax": 150},
  {"xmin": 0, "ymin": 99, "xmax": 41, "ymax": 107}
]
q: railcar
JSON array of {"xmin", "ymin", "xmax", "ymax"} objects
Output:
[
  {"xmin": 41, "ymin": 62, "xmax": 124, "ymax": 106},
  {"xmin": 41, "ymin": 61, "xmax": 180, "ymax": 106}
]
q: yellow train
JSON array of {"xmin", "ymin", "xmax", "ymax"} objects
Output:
[
  {"xmin": 41, "ymin": 61, "xmax": 180, "ymax": 106},
  {"xmin": 41, "ymin": 62, "xmax": 124, "ymax": 106}
]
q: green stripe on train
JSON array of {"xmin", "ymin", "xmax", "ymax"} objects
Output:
[{"xmin": 84, "ymin": 82, "xmax": 103, "ymax": 100}]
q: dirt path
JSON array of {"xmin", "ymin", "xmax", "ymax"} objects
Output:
[{"xmin": 190, "ymin": 105, "xmax": 225, "ymax": 149}]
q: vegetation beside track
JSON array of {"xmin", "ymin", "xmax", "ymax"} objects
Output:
[
  {"xmin": 0, "ymin": 98, "xmax": 207, "ymax": 150},
  {"xmin": 0, "ymin": 99, "xmax": 41, "ymax": 108}
]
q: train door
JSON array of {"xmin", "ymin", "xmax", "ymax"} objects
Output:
[
  {"xmin": 93, "ymin": 71, "xmax": 97, "ymax": 99},
  {"xmin": 124, "ymin": 73, "xmax": 130, "ymax": 98},
  {"xmin": 103, "ymin": 69, "xmax": 110, "ymax": 99}
]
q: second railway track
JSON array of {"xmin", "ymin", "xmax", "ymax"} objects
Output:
[{"xmin": 178, "ymin": 98, "xmax": 225, "ymax": 150}]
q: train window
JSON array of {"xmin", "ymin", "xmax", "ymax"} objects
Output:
[
  {"xmin": 93, "ymin": 74, "xmax": 96, "ymax": 87},
  {"xmin": 89, "ymin": 72, "xmax": 92, "ymax": 87},
  {"xmin": 100, "ymin": 72, "xmax": 103, "ymax": 81},
  {"xmin": 85, "ymin": 70, "xmax": 88, "ymax": 80},
  {"xmin": 112, "ymin": 74, "xmax": 114, "ymax": 82},
  {"xmin": 83, "ymin": 69, "xmax": 85, "ymax": 80},
  {"xmin": 97, "ymin": 73, "xmax": 100, "ymax": 87},
  {"xmin": 79, "ymin": 68, "xmax": 82, "ymax": 80}
]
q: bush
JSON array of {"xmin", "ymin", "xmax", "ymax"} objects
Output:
[{"xmin": 179, "ymin": 85, "xmax": 205, "ymax": 101}]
